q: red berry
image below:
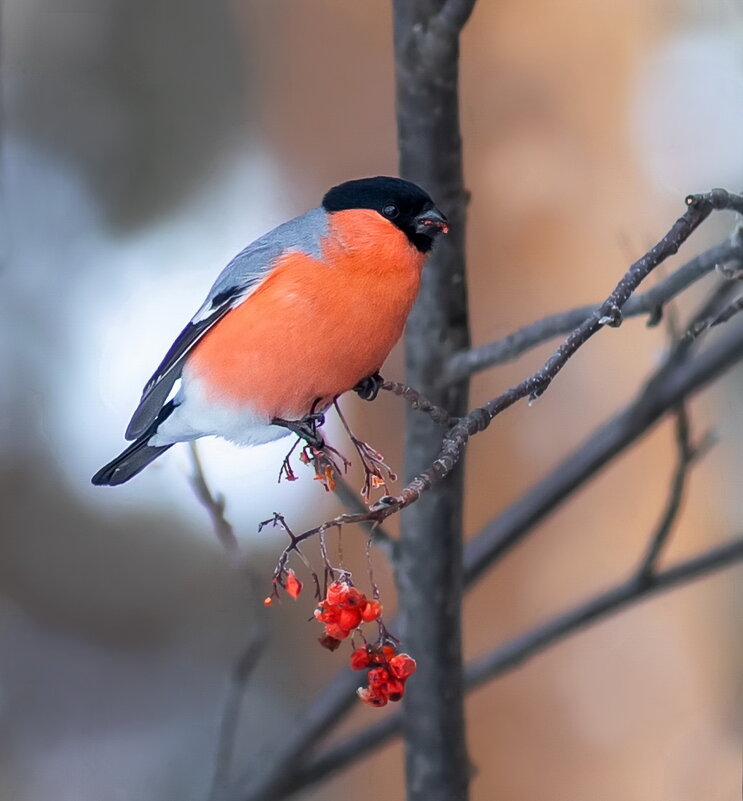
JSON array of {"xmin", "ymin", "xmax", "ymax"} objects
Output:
[
  {"xmin": 314, "ymin": 601, "xmax": 340, "ymax": 623},
  {"xmin": 381, "ymin": 645, "xmax": 396, "ymax": 661},
  {"xmin": 324, "ymin": 623, "xmax": 350, "ymax": 641},
  {"xmin": 368, "ymin": 667, "xmax": 389, "ymax": 688},
  {"xmin": 361, "ymin": 600, "xmax": 382, "ymax": 623},
  {"xmin": 284, "ymin": 569, "xmax": 302, "ymax": 600},
  {"xmin": 326, "ymin": 581, "xmax": 349, "ymax": 605},
  {"xmin": 318, "ymin": 635, "xmax": 342, "ymax": 651},
  {"xmin": 389, "ymin": 653, "xmax": 417, "ymax": 679},
  {"xmin": 343, "ymin": 587, "xmax": 366, "ymax": 608},
  {"xmin": 357, "ymin": 686, "xmax": 388, "ymax": 707},
  {"xmin": 385, "ymin": 677, "xmax": 406, "ymax": 702},
  {"xmin": 338, "ymin": 607, "xmax": 362, "ymax": 632},
  {"xmin": 349, "ymin": 647, "xmax": 372, "ymax": 670}
]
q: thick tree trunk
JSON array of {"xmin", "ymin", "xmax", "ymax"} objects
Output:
[{"xmin": 392, "ymin": 2, "xmax": 474, "ymax": 799}]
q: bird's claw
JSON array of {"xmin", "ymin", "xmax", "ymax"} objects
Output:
[
  {"xmin": 273, "ymin": 412, "xmax": 326, "ymax": 449},
  {"xmin": 354, "ymin": 372, "xmax": 384, "ymax": 402}
]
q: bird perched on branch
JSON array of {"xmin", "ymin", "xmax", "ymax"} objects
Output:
[{"xmin": 92, "ymin": 176, "xmax": 448, "ymax": 486}]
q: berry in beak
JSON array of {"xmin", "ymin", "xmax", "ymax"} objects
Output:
[{"xmin": 414, "ymin": 207, "xmax": 449, "ymax": 236}]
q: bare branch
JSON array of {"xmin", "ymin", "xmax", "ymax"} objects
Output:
[
  {"xmin": 208, "ymin": 626, "xmax": 268, "ymax": 801},
  {"xmin": 463, "ymin": 321, "xmax": 743, "ymax": 585},
  {"xmin": 686, "ymin": 293, "xmax": 743, "ymax": 341},
  {"xmin": 444, "ymin": 236, "xmax": 743, "ymax": 384},
  {"xmin": 381, "ymin": 379, "xmax": 459, "ymax": 427},
  {"xmin": 332, "ymin": 475, "xmax": 397, "ymax": 562},
  {"xmin": 280, "ymin": 536, "xmax": 743, "ymax": 795},
  {"xmin": 433, "ymin": 0, "xmax": 478, "ymax": 32},
  {"xmin": 188, "ymin": 442, "xmax": 240, "ymax": 560},
  {"xmin": 384, "ymin": 192, "xmax": 743, "ymax": 525},
  {"xmin": 634, "ymin": 406, "xmax": 714, "ymax": 580},
  {"xmin": 187, "ymin": 444, "xmax": 269, "ymax": 801}
]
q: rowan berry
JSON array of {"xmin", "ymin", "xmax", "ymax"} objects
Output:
[
  {"xmin": 350, "ymin": 647, "xmax": 372, "ymax": 670},
  {"xmin": 326, "ymin": 581, "xmax": 349, "ymax": 605},
  {"xmin": 324, "ymin": 623, "xmax": 350, "ymax": 641},
  {"xmin": 385, "ymin": 677, "xmax": 405, "ymax": 702},
  {"xmin": 361, "ymin": 599, "xmax": 382, "ymax": 623},
  {"xmin": 338, "ymin": 607, "xmax": 362, "ymax": 632},
  {"xmin": 284, "ymin": 569, "xmax": 302, "ymax": 599},
  {"xmin": 357, "ymin": 686, "xmax": 388, "ymax": 707},
  {"xmin": 344, "ymin": 587, "xmax": 366, "ymax": 608},
  {"xmin": 367, "ymin": 667, "xmax": 389, "ymax": 688},
  {"xmin": 389, "ymin": 653, "xmax": 417, "ymax": 679}
]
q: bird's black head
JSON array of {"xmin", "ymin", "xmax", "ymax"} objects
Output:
[{"xmin": 322, "ymin": 176, "xmax": 448, "ymax": 253}]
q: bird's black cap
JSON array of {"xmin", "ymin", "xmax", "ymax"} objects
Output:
[{"xmin": 323, "ymin": 176, "xmax": 447, "ymax": 252}]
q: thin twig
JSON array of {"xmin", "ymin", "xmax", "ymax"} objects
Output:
[
  {"xmin": 463, "ymin": 321, "xmax": 743, "ymax": 586},
  {"xmin": 686, "ymin": 293, "xmax": 743, "ymax": 341},
  {"xmin": 284, "ymin": 535, "xmax": 743, "ymax": 795},
  {"xmin": 384, "ymin": 191, "xmax": 743, "ymax": 519},
  {"xmin": 187, "ymin": 443, "xmax": 269, "ymax": 801},
  {"xmin": 381, "ymin": 379, "xmax": 460, "ymax": 427},
  {"xmin": 188, "ymin": 442, "xmax": 239, "ymax": 560},
  {"xmin": 332, "ymin": 475, "xmax": 398, "ymax": 562},
  {"xmin": 208, "ymin": 626, "xmax": 268, "ymax": 801},
  {"xmin": 635, "ymin": 405, "xmax": 714, "ymax": 580},
  {"xmin": 443, "ymin": 236, "xmax": 742, "ymax": 384}
]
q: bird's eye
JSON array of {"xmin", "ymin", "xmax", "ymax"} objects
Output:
[{"xmin": 382, "ymin": 203, "xmax": 399, "ymax": 219}]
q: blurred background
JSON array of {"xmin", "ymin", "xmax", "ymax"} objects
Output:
[{"xmin": 2, "ymin": 1, "xmax": 742, "ymax": 799}]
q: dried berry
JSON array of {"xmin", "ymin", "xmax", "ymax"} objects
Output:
[
  {"xmin": 284, "ymin": 569, "xmax": 302, "ymax": 599},
  {"xmin": 318, "ymin": 634, "xmax": 342, "ymax": 651}
]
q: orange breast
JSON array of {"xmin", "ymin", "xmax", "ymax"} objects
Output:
[{"xmin": 186, "ymin": 209, "xmax": 426, "ymax": 419}]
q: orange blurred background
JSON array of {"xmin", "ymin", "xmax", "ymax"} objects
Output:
[{"xmin": 2, "ymin": 1, "xmax": 742, "ymax": 799}]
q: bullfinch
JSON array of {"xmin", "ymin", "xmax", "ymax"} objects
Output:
[{"xmin": 92, "ymin": 176, "xmax": 448, "ymax": 486}]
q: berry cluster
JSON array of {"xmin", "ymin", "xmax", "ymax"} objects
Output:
[
  {"xmin": 314, "ymin": 580, "xmax": 382, "ymax": 650},
  {"xmin": 351, "ymin": 644, "xmax": 417, "ymax": 707},
  {"xmin": 267, "ymin": 572, "xmax": 417, "ymax": 709}
]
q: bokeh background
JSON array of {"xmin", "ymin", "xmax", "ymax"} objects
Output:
[{"xmin": 2, "ymin": 1, "xmax": 742, "ymax": 799}]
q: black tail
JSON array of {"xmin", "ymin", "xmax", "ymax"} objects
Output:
[{"xmin": 92, "ymin": 402, "xmax": 176, "ymax": 486}]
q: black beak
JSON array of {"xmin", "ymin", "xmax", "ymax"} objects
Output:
[{"xmin": 414, "ymin": 207, "xmax": 449, "ymax": 236}]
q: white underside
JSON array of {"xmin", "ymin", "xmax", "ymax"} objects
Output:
[{"xmin": 147, "ymin": 372, "xmax": 291, "ymax": 448}]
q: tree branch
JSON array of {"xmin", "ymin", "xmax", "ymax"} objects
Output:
[
  {"xmin": 187, "ymin": 445, "xmax": 269, "ymax": 801},
  {"xmin": 280, "ymin": 536, "xmax": 743, "ymax": 795},
  {"xmin": 331, "ymin": 475, "xmax": 397, "ymax": 562},
  {"xmin": 634, "ymin": 405, "xmax": 713, "ymax": 580},
  {"xmin": 385, "ymin": 191, "xmax": 743, "ymax": 520},
  {"xmin": 433, "ymin": 0, "xmax": 478, "ymax": 32},
  {"xmin": 463, "ymin": 320, "xmax": 743, "ymax": 586},
  {"xmin": 208, "ymin": 627, "xmax": 268, "ymax": 801},
  {"xmin": 443, "ymin": 235, "xmax": 743, "ymax": 384},
  {"xmin": 221, "ymin": 317, "xmax": 743, "ymax": 801},
  {"xmin": 189, "ymin": 442, "xmax": 240, "ymax": 561}
]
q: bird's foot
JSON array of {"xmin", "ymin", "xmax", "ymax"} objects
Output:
[
  {"xmin": 273, "ymin": 411, "xmax": 326, "ymax": 449},
  {"xmin": 354, "ymin": 372, "xmax": 384, "ymax": 402}
]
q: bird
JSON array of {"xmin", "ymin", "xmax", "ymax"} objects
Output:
[{"xmin": 92, "ymin": 176, "xmax": 448, "ymax": 486}]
